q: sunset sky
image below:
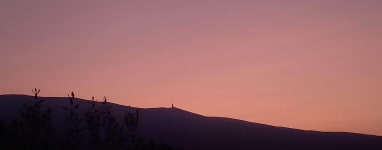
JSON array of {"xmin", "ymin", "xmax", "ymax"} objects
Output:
[{"xmin": 1, "ymin": 0, "xmax": 382, "ymax": 136}]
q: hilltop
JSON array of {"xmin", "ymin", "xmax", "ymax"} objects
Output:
[{"xmin": 1, "ymin": 94, "xmax": 381, "ymax": 150}]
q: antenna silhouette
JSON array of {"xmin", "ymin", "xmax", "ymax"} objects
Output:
[{"xmin": 170, "ymin": 96, "xmax": 175, "ymax": 108}]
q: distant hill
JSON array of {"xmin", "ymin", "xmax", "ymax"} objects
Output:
[{"xmin": 1, "ymin": 94, "xmax": 381, "ymax": 150}]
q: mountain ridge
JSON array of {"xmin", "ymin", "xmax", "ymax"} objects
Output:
[{"xmin": 1, "ymin": 94, "xmax": 381, "ymax": 150}]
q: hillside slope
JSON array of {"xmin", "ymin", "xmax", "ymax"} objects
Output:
[{"xmin": 0, "ymin": 94, "xmax": 381, "ymax": 150}]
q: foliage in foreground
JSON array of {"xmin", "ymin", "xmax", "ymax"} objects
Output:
[{"xmin": 0, "ymin": 89, "xmax": 182, "ymax": 150}]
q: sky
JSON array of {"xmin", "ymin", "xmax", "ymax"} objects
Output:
[{"xmin": 1, "ymin": 0, "xmax": 382, "ymax": 136}]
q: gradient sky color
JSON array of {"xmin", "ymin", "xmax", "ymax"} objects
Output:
[{"xmin": 1, "ymin": 0, "xmax": 382, "ymax": 136}]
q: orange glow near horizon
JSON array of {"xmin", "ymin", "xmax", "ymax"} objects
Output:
[{"xmin": 1, "ymin": 1, "xmax": 382, "ymax": 136}]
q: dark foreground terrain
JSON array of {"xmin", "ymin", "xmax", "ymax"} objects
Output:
[{"xmin": 1, "ymin": 94, "xmax": 381, "ymax": 150}]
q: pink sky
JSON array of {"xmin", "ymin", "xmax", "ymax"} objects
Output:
[{"xmin": 1, "ymin": 0, "xmax": 382, "ymax": 136}]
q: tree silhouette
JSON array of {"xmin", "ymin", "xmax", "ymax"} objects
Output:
[
  {"xmin": 17, "ymin": 88, "xmax": 53, "ymax": 149},
  {"xmin": 84, "ymin": 96, "xmax": 103, "ymax": 149},
  {"xmin": 62, "ymin": 92, "xmax": 84, "ymax": 150},
  {"xmin": 99, "ymin": 96, "xmax": 126, "ymax": 150},
  {"xmin": 0, "ymin": 90, "xmax": 182, "ymax": 150},
  {"xmin": 84, "ymin": 96, "xmax": 142, "ymax": 150}
]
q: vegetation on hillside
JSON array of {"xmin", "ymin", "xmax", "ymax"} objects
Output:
[{"xmin": 0, "ymin": 89, "xmax": 182, "ymax": 150}]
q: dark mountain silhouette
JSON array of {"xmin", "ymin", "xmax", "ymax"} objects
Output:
[{"xmin": 1, "ymin": 94, "xmax": 382, "ymax": 150}]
